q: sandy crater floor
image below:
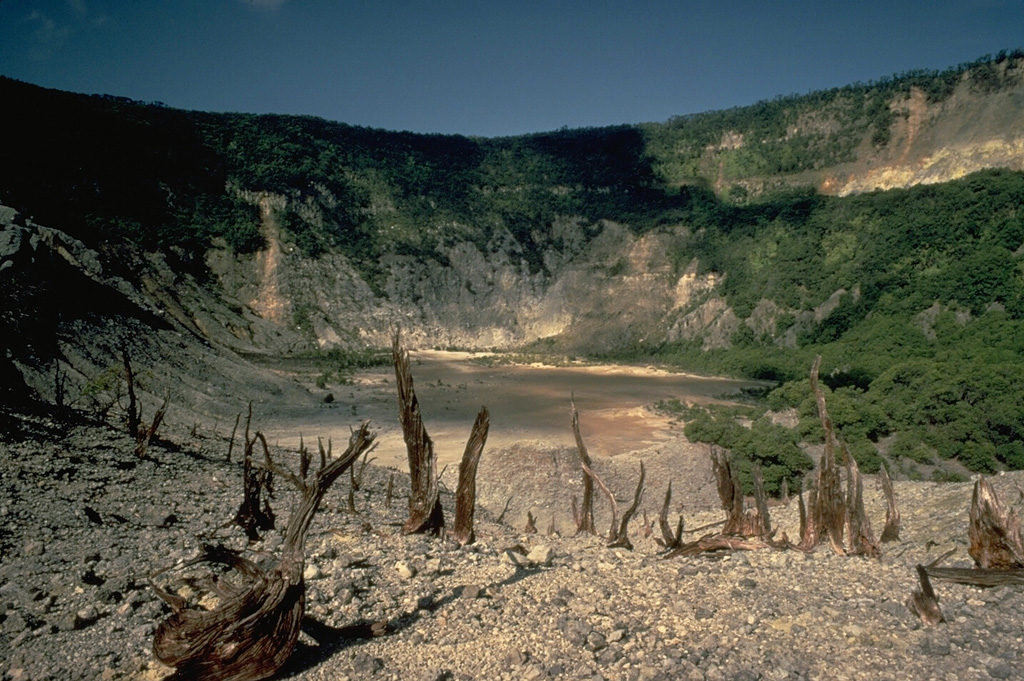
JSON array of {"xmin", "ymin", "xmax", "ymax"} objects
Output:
[{"xmin": 257, "ymin": 351, "xmax": 764, "ymax": 469}]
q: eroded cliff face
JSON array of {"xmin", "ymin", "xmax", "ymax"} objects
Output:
[
  {"xmin": 823, "ymin": 78, "xmax": 1024, "ymax": 196},
  {"xmin": 209, "ymin": 210, "xmax": 705, "ymax": 354}
]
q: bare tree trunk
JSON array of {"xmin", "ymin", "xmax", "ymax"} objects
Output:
[
  {"xmin": 581, "ymin": 461, "xmax": 618, "ymax": 542},
  {"xmin": 451, "ymin": 407, "xmax": 490, "ymax": 546},
  {"xmin": 749, "ymin": 464, "xmax": 772, "ymax": 539},
  {"xmin": 570, "ymin": 400, "xmax": 596, "ymax": 535},
  {"xmin": 798, "ymin": 479, "xmax": 815, "ymax": 549},
  {"xmin": 153, "ymin": 423, "xmax": 376, "ymax": 681},
  {"xmin": 392, "ymin": 332, "xmax": 444, "ymax": 536}
]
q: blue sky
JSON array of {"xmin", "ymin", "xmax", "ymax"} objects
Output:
[{"xmin": 1, "ymin": 1, "xmax": 1021, "ymax": 137}]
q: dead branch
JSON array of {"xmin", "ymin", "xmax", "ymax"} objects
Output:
[
  {"xmin": 451, "ymin": 406, "xmax": 490, "ymax": 546},
  {"xmin": 497, "ymin": 495, "xmax": 513, "ymax": 525},
  {"xmin": 968, "ymin": 477, "xmax": 1024, "ymax": 570},
  {"xmin": 226, "ymin": 412, "xmax": 242, "ymax": 462},
  {"xmin": 570, "ymin": 399, "xmax": 596, "ymax": 535},
  {"xmin": 664, "ymin": 533, "xmax": 762, "ymax": 559},
  {"xmin": 581, "ymin": 461, "xmax": 618, "ymax": 542},
  {"xmin": 393, "ymin": 331, "xmax": 444, "ymax": 535},
  {"xmin": 153, "ymin": 423, "xmax": 376, "ymax": 681},
  {"xmin": 908, "ymin": 564, "xmax": 945, "ymax": 625},
  {"xmin": 135, "ymin": 395, "xmax": 168, "ymax": 459},
  {"xmin": 316, "ymin": 437, "xmax": 329, "ymax": 471},
  {"xmin": 656, "ymin": 481, "xmax": 684, "ymax": 550},
  {"xmin": 879, "ymin": 464, "xmax": 901, "ymax": 542},
  {"xmin": 347, "ymin": 468, "xmax": 357, "ymax": 513},
  {"xmin": 608, "ymin": 462, "xmax": 645, "ymax": 550},
  {"xmin": 232, "ymin": 431, "xmax": 276, "ymax": 541},
  {"xmin": 926, "ymin": 566, "xmax": 1024, "ymax": 587}
]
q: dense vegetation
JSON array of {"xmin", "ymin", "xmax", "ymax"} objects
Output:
[
  {"xmin": 1, "ymin": 51, "xmax": 1023, "ymax": 482},
  {"xmin": 620, "ymin": 169, "xmax": 1024, "ymax": 485},
  {"xmin": 642, "ymin": 49, "xmax": 1024, "ymax": 191}
]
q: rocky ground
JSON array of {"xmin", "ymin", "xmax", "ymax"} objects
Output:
[{"xmin": 2, "ymin": 409, "xmax": 1024, "ymax": 681}]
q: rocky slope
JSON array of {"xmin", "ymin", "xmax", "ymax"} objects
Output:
[{"xmin": 2, "ymin": 413, "xmax": 1023, "ymax": 681}]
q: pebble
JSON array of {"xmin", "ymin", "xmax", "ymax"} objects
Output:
[{"xmin": 3, "ymin": 419, "xmax": 1024, "ymax": 681}]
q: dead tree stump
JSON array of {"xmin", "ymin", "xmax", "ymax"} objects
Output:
[
  {"xmin": 803, "ymin": 355, "xmax": 846, "ymax": 554},
  {"xmin": 451, "ymin": 407, "xmax": 490, "ymax": 546},
  {"xmin": 842, "ymin": 444, "xmax": 879, "ymax": 558},
  {"xmin": 879, "ymin": 464, "xmax": 901, "ymax": 542},
  {"xmin": 711, "ymin": 448, "xmax": 771, "ymax": 539},
  {"xmin": 968, "ymin": 477, "xmax": 1024, "ymax": 569},
  {"xmin": 392, "ymin": 333, "xmax": 444, "ymax": 535},
  {"xmin": 152, "ymin": 423, "xmax": 377, "ymax": 681}
]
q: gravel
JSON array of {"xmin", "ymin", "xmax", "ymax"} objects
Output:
[{"xmin": 2, "ymin": 412, "xmax": 1023, "ymax": 681}]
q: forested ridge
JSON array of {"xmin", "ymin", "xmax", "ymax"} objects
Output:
[{"xmin": 1, "ymin": 51, "xmax": 1023, "ymax": 481}]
